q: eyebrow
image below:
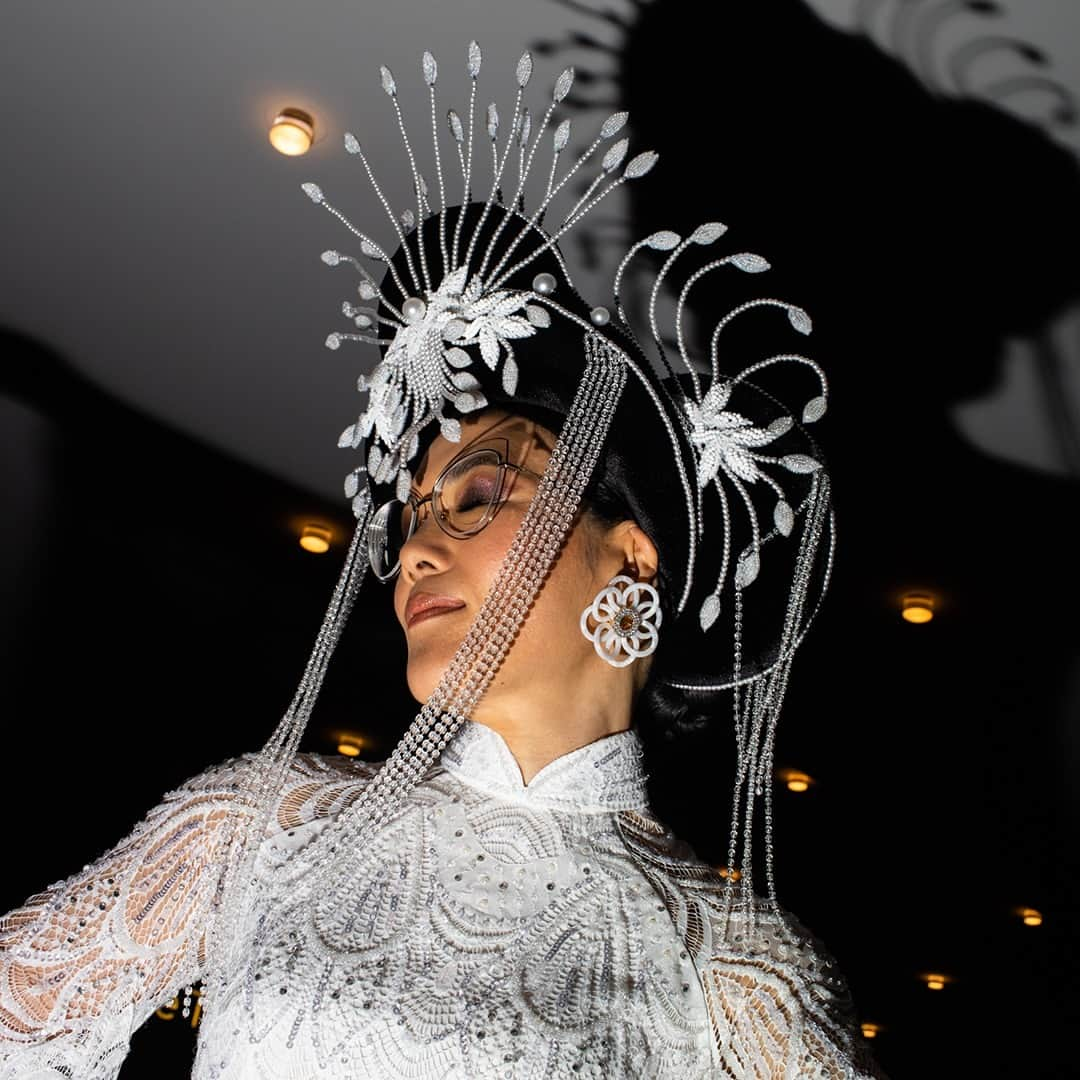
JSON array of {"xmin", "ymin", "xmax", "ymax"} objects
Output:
[{"xmin": 412, "ymin": 413, "xmax": 527, "ymax": 491}]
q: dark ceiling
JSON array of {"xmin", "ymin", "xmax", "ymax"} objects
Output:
[{"xmin": 2, "ymin": 2, "xmax": 1079, "ymax": 1078}]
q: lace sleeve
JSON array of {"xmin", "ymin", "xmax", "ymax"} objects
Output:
[
  {"xmin": 615, "ymin": 810, "xmax": 887, "ymax": 1079},
  {"xmin": 0, "ymin": 756, "xmax": 256, "ymax": 1080},
  {"xmin": 697, "ymin": 908, "xmax": 888, "ymax": 1079}
]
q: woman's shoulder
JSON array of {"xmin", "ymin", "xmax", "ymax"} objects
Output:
[
  {"xmin": 614, "ymin": 808, "xmax": 883, "ymax": 1077},
  {"xmin": 616, "ymin": 807, "xmax": 846, "ymax": 972},
  {"xmin": 165, "ymin": 751, "xmax": 381, "ymax": 828}
]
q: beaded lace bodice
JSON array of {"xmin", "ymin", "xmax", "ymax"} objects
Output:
[{"xmin": 1, "ymin": 723, "xmax": 881, "ymax": 1078}]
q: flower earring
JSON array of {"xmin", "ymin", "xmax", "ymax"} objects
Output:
[{"xmin": 580, "ymin": 575, "xmax": 663, "ymax": 669}]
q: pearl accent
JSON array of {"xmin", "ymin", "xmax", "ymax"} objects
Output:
[
  {"xmin": 532, "ymin": 272, "xmax": 556, "ymax": 295},
  {"xmin": 589, "ymin": 305, "xmax": 611, "ymax": 326},
  {"xmin": 402, "ymin": 297, "xmax": 427, "ymax": 323}
]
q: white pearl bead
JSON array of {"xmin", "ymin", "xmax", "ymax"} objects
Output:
[
  {"xmin": 402, "ymin": 297, "xmax": 427, "ymax": 323},
  {"xmin": 532, "ymin": 272, "xmax": 556, "ymax": 295},
  {"xmin": 589, "ymin": 305, "xmax": 610, "ymax": 326}
]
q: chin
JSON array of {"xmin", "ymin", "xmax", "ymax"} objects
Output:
[{"xmin": 405, "ymin": 651, "xmax": 452, "ymax": 704}]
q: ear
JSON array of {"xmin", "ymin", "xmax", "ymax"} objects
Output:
[{"xmin": 605, "ymin": 521, "xmax": 660, "ymax": 584}]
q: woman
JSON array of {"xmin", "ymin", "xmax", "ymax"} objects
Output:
[{"xmin": 0, "ymin": 44, "xmax": 884, "ymax": 1078}]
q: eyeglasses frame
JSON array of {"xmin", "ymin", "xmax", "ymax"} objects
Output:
[{"xmin": 367, "ymin": 433, "xmax": 544, "ymax": 582}]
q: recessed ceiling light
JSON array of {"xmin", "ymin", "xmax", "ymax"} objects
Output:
[
  {"xmin": 901, "ymin": 592, "xmax": 935, "ymax": 624},
  {"xmin": 299, "ymin": 523, "xmax": 332, "ymax": 554},
  {"xmin": 270, "ymin": 108, "xmax": 315, "ymax": 156}
]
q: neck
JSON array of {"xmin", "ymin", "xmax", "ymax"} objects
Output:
[{"xmin": 468, "ymin": 666, "xmax": 637, "ymax": 784}]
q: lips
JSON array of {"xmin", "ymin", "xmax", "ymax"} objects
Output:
[{"xmin": 405, "ymin": 591, "xmax": 466, "ymax": 629}]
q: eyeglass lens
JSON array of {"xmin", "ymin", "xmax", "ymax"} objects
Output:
[{"xmin": 367, "ymin": 448, "xmax": 510, "ymax": 580}]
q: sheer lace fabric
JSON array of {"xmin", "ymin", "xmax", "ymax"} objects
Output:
[{"xmin": 1, "ymin": 725, "xmax": 881, "ymax": 1078}]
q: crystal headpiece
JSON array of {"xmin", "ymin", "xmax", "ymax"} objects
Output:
[{"xmin": 302, "ymin": 40, "xmax": 833, "ymax": 647}]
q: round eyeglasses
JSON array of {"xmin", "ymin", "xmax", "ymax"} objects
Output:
[{"xmin": 366, "ymin": 438, "xmax": 543, "ymax": 582}]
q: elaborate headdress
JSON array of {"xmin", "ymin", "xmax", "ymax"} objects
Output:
[{"xmin": 208, "ymin": 41, "xmax": 835, "ymax": 1011}]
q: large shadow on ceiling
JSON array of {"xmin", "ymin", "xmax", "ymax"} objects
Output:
[{"xmin": 541, "ymin": 2, "xmax": 1080, "ymax": 1076}]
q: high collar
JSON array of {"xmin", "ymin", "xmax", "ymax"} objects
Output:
[{"xmin": 438, "ymin": 720, "xmax": 651, "ymax": 813}]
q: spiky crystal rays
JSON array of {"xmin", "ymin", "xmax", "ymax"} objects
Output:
[{"xmin": 304, "ymin": 42, "xmax": 656, "ymax": 504}]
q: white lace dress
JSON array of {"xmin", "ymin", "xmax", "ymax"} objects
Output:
[{"xmin": 0, "ymin": 723, "xmax": 882, "ymax": 1078}]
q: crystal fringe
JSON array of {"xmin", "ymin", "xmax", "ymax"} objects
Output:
[
  {"xmin": 201, "ymin": 493, "xmax": 374, "ymax": 1018},
  {"xmin": 310, "ymin": 336, "xmax": 627, "ymax": 938},
  {"xmin": 196, "ymin": 335, "xmax": 628, "ymax": 1046},
  {"xmin": 717, "ymin": 470, "xmax": 832, "ymax": 948}
]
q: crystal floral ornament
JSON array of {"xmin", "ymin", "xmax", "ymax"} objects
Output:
[
  {"xmin": 610, "ymin": 218, "xmax": 830, "ymax": 632},
  {"xmin": 302, "ymin": 41, "xmax": 658, "ymax": 511},
  {"xmin": 580, "ymin": 576, "xmax": 663, "ymax": 668},
  {"xmin": 335, "ymin": 264, "xmax": 542, "ymax": 501}
]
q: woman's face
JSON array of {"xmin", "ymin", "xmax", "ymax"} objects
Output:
[{"xmin": 392, "ymin": 410, "xmax": 635, "ymax": 707}]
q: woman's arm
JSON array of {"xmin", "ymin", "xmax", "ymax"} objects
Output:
[{"xmin": 0, "ymin": 756, "xmax": 254, "ymax": 1080}]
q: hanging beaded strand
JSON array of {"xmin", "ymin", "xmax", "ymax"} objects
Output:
[{"xmin": 309, "ymin": 337, "xmax": 627, "ymax": 938}]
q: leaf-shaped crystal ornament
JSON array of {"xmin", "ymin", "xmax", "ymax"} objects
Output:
[
  {"xmin": 450, "ymin": 370, "xmax": 481, "ymax": 391},
  {"xmin": 768, "ymin": 416, "xmax": 794, "ymax": 437},
  {"xmin": 367, "ymin": 443, "xmax": 383, "ymax": 476},
  {"xmin": 326, "ymin": 333, "xmax": 342, "ymax": 350},
  {"xmin": 380, "ymin": 66, "xmax": 397, "ymax": 96},
  {"xmin": 516, "ymin": 51, "xmax": 533, "ymax": 87},
  {"xmin": 699, "ymin": 594, "xmax": 722, "ymax": 631},
  {"xmin": 448, "ymin": 109, "xmax": 464, "ymax": 142},
  {"xmin": 735, "ymin": 547, "xmax": 761, "ymax": 588},
  {"xmin": 624, "ymin": 151, "xmax": 658, "ymax": 178},
  {"xmin": 802, "ymin": 395, "xmax": 827, "ymax": 423},
  {"xmin": 467, "ymin": 40, "xmax": 481, "ymax": 78},
  {"xmin": 321, "ymin": 250, "xmax": 341, "ymax": 266},
  {"xmin": 553, "ymin": 119, "xmax": 571, "ymax": 151},
  {"xmin": 344, "ymin": 467, "xmax": 364, "ymax": 499},
  {"xmin": 730, "ymin": 252, "xmax": 770, "ymax": 273},
  {"xmin": 502, "ymin": 355, "xmax": 518, "ymax": 395},
  {"xmin": 787, "ymin": 306, "xmax": 813, "ymax": 335},
  {"xmin": 526, "ymin": 305, "xmax": 551, "ymax": 327},
  {"xmin": 773, "ymin": 500, "xmax": 794, "ymax": 537},
  {"xmin": 646, "ymin": 230, "xmax": 681, "ymax": 250},
  {"xmin": 602, "ymin": 138, "xmax": 629, "ymax": 173},
  {"xmin": 423, "ymin": 51, "xmax": 437, "ymax": 85},
  {"xmin": 781, "ymin": 454, "xmax": 822, "ymax": 473},
  {"xmin": 344, "ymin": 132, "xmax": 361, "ymax": 154},
  {"xmin": 487, "ymin": 103, "xmax": 499, "ymax": 138},
  {"xmin": 690, "ymin": 222, "xmax": 728, "ymax": 245},
  {"xmin": 440, "ymin": 417, "xmax": 462, "ymax": 442},
  {"xmin": 553, "ymin": 67, "xmax": 574, "ymax": 101},
  {"xmin": 302, "ymin": 183, "xmax": 324, "ymax": 204},
  {"xmin": 600, "ymin": 111, "xmax": 629, "ymax": 138}
]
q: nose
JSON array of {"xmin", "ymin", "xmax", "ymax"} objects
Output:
[{"xmin": 398, "ymin": 508, "xmax": 454, "ymax": 585}]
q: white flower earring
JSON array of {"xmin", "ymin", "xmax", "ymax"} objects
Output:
[{"xmin": 580, "ymin": 575, "xmax": 663, "ymax": 669}]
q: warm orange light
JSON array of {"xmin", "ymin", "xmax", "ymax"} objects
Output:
[
  {"xmin": 299, "ymin": 523, "xmax": 332, "ymax": 554},
  {"xmin": 1019, "ymin": 907, "xmax": 1043, "ymax": 927},
  {"xmin": 860, "ymin": 1022, "xmax": 882, "ymax": 1039},
  {"xmin": 776, "ymin": 768, "xmax": 814, "ymax": 793},
  {"xmin": 922, "ymin": 973, "xmax": 950, "ymax": 991},
  {"xmin": 901, "ymin": 593, "xmax": 935, "ymax": 624},
  {"xmin": 336, "ymin": 733, "xmax": 364, "ymax": 757},
  {"xmin": 269, "ymin": 108, "xmax": 315, "ymax": 156},
  {"xmin": 716, "ymin": 866, "xmax": 743, "ymax": 882}
]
